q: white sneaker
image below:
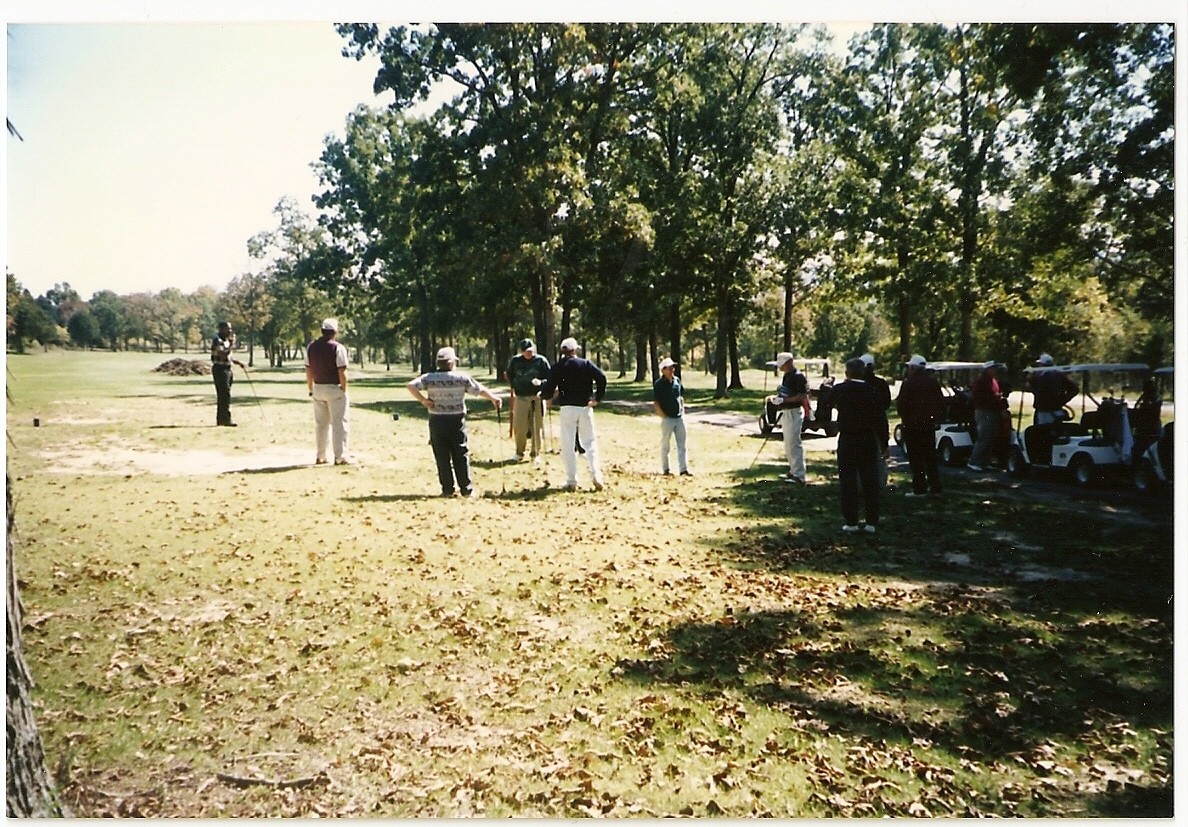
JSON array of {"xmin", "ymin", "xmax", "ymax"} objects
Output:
[
  {"xmin": 841, "ymin": 524, "xmax": 861, "ymax": 533},
  {"xmin": 864, "ymin": 524, "xmax": 877, "ymax": 534},
  {"xmin": 904, "ymin": 492, "xmax": 927, "ymax": 498},
  {"xmin": 966, "ymin": 464, "xmax": 984, "ymax": 471}
]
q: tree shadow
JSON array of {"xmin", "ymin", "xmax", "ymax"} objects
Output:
[{"xmin": 614, "ymin": 597, "xmax": 1172, "ymax": 767}]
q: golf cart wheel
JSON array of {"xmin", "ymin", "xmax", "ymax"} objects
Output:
[
  {"xmin": 893, "ymin": 423, "xmax": 904, "ymax": 447},
  {"xmin": 1007, "ymin": 446, "xmax": 1029, "ymax": 478},
  {"xmin": 759, "ymin": 416, "xmax": 773, "ymax": 435},
  {"xmin": 1134, "ymin": 457, "xmax": 1161, "ymax": 493},
  {"xmin": 939, "ymin": 438, "xmax": 957, "ymax": 466},
  {"xmin": 1070, "ymin": 454, "xmax": 1097, "ymax": 487},
  {"xmin": 824, "ymin": 422, "xmax": 838, "ymax": 438}
]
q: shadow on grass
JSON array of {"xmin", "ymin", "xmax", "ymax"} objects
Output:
[
  {"xmin": 225, "ymin": 465, "xmax": 311, "ymax": 475},
  {"xmin": 615, "ymin": 596, "xmax": 1172, "ymax": 771}
]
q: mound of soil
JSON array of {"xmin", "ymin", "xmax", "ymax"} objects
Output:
[{"xmin": 154, "ymin": 358, "xmax": 211, "ymax": 376}]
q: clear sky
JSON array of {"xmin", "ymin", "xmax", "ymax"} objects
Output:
[{"xmin": 4, "ymin": 1, "xmax": 1183, "ymax": 302}]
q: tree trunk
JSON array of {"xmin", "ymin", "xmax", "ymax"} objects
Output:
[
  {"xmin": 713, "ymin": 290, "xmax": 730, "ymax": 398},
  {"xmin": 7, "ymin": 476, "xmax": 68, "ymax": 817},
  {"xmin": 633, "ymin": 334, "xmax": 647, "ymax": 382}
]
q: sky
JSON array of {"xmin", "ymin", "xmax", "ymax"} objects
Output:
[{"xmin": 4, "ymin": 0, "xmax": 1185, "ymax": 302}]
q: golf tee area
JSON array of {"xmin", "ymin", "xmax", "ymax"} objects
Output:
[{"xmin": 5, "ymin": 350, "xmax": 1173, "ymax": 817}]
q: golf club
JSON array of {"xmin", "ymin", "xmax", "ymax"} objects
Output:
[
  {"xmin": 240, "ymin": 365, "xmax": 269, "ymax": 424},
  {"xmin": 495, "ymin": 402, "xmax": 507, "ymax": 495}
]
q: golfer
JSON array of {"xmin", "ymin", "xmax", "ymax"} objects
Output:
[
  {"xmin": 832, "ymin": 357, "xmax": 884, "ymax": 533},
  {"xmin": 895, "ymin": 355, "xmax": 944, "ymax": 497},
  {"xmin": 210, "ymin": 321, "xmax": 246, "ymax": 427},
  {"xmin": 408, "ymin": 346, "xmax": 503, "ymax": 498},
  {"xmin": 859, "ymin": 353, "xmax": 893, "ymax": 489},
  {"xmin": 653, "ymin": 357, "xmax": 690, "ymax": 476},
  {"xmin": 768, "ymin": 353, "xmax": 808, "ymax": 485},
  {"xmin": 304, "ymin": 318, "xmax": 351, "ymax": 466},
  {"xmin": 505, "ymin": 338, "xmax": 551, "ymax": 464},
  {"xmin": 537, "ymin": 337, "xmax": 607, "ymax": 492}
]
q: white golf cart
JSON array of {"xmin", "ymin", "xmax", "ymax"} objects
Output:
[
  {"xmin": 758, "ymin": 358, "xmax": 837, "ymax": 437},
  {"xmin": 1133, "ymin": 365, "xmax": 1173, "ymax": 493},
  {"xmin": 892, "ymin": 361, "xmax": 985, "ymax": 466},
  {"xmin": 1007, "ymin": 363, "xmax": 1149, "ymax": 487}
]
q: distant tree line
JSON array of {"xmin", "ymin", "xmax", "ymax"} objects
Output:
[{"xmin": 7, "ymin": 23, "xmax": 1172, "ymax": 389}]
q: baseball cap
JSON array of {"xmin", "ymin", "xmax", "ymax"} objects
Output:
[
  {"xmin": 859, "ymin": 352, "xmax": 875, "ymax": 367},
  {"xmin": 560, "ymin": 337, "xmax": 580, "ymax": 352},
  {"xmin": 436, "ymin": 346, "xmax": 457, "ymax": 362},
  {"xmin": 1034, "ymin": 353, "xmax": 1054, "ymax": 367},
  {"xmin": 518, "ymin": 338, "xmax": 535, "ymax": 351},
  {"xmin": 321, "ymin": 318, "xmax": 339, "ymax": 332},
  {"xmin": 773, "ymin": 352, "xmax": 794, "ymax": 368},
  {"xmin": 904, "ymin": 354, "xmax": 927, "ymax": 368},
  {"xmin": 659, "ymin": 357, "xmax": 676, "ymax": 370}
]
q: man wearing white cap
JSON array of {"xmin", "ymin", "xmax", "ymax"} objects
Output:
[
  {"xmin": 967, "ymin": 360, "xmax": 1007, "ymax": 471},
  {"xmin": 767, "ymin": 352, "xmax": 807, "ymax": 484},
  {"xmin": 653, "ymin": 357, "xmax": 690, "ymax": 476},
  {"xmin": 304, "ymin": 318, "xmax": 351, "ymax": 465},
  {"xmin": 859, "ymin": 353, "xmax": 892, "ymax": 489},
  {"xmin": 1029, "ymin": 353, "xmax": 1078, "ymax": 426},
  {"xmin": 537, "ymin": 337, "xmax": 607, "ymax": 491},
  {"xmin": 407, "ymin": 346, "xmax": 503, "ymax": 498},
  {"xmin": 896, "ymin": 355, "xmax": 944, "ymax": 497}
]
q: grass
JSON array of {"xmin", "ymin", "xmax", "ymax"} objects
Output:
[{"xmin": 5, "ymin": 349, "xmax": 1174, "ymax": 817}]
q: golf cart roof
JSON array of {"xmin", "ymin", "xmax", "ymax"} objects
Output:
[
  {"xmin": 1025, "ymin": 363, "xmax": 1149, "ymax": 374},
  {"xmin": 926, "ymin": 361, "xmax": 985, "ymax": 371},
  {"xmin": 1153, "ymin": 366, "xmax": 1174, "ymax": 376},
  {"xmin": 764, "ymin": 357, "xmax": 829, "ymax": 369}
]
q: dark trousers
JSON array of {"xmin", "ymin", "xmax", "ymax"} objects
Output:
[
  {"xmin": 903, "ymin": 423, "xmax": 942, "ymax": 494},
  {"xmin": 838, "ymin": 430, "xmax": 880, "ymax": 526},
  {"xmin": 429, "ymin": 414, "xmax": 471, "ymax": 494},
  {"xmin": 213, "ymin": 364, "xmax": 234, "ymax": 424}
]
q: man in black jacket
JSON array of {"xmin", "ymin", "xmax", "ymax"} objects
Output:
[
  {"xmin": 832, "ymin": 357, "xmax": 884, "ymax": 533},
  {"xmin": 538, "ymin": 337, "xmax": 607, "ymax": 491}
]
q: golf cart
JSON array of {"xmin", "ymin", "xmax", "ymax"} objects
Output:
[
  {"xmin": 1007, "ymin": 363, "xmax": 1149, "ymax": 486},
  {"xmin": 758, "ymin": 358, "xmax": 838, "ymax": 437},
  {"xmin": 892, "ymin": 361, "xmax": 985, "ymax": 466},
  {"xmin": 1133, "ymin": 365, "xmax": 1173, "ymax": 493}
]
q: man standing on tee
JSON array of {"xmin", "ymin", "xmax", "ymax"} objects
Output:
[
  {"xmin": 210, "ymin": 321, "xmax": 246, "ymax": 427},
  {"xmin": 304, "ymin": 318, "xmax": 351, "ymax": 465},
  {"xmin": 408, "ymin": 346, "xmax": 503, "ymax": 498},
  {"xmin": 832, "ymin": 357, "xmax": 884, "ymax": 533},
  {"xmin": 653, "ymin": 357, "xmax": 690, "ymax": 476},
  {"xmin": 768, "ymin": 352, "xmax": 808, "ymax": 485},
  {"xmin": 860, "ymin": 353, "xmax": 893, "ymax": 489},
  {"xmin": 505, "ymin": 338, "xmax": 551, "ymax": 464},
  {"xmin": 538, "ymin": 337, "xmax": 607, "ymax": 491}
]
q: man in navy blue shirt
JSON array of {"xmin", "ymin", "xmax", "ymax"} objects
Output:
[{"xmin": 538, "ymin": 337, "xmax": 607, "ymax": 491}]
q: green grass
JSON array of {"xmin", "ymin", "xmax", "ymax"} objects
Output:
[{"xmin": 5, "ymin": 349, "xmax": 1174, "ymax": 817}]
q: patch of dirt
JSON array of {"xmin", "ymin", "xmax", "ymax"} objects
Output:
[
  {"xmin": 41, "ymin": 443, "xmax": 321, "ymax": 476},
  {"xmin": 153, "ymin": 358, "xmax": 211, "ymax": 376}
]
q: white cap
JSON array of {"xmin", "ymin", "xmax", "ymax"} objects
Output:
[
  {"xmin": 559, "ymin": 337, "xmax": 580, "ymax": 352},
  {"xmin": 859, "ymin": 352, "xmax": 875, "ymax": 367},
  {"xmin": 321, "ymin": 318, "xmax": 339, "ymax": 332},
  {"xmin": 904, "ymin": 354, "xmax": 927, "ymax": 368},
  {"xmin": 1034, "ymin": 353, "xmax": 1054, "ymax": 367},
  {"xmin": 774, "ymin": 352, "xmax": 794, "ymax": 368},
  {"xmin": 436, "ymin": 346, "xmax": 457, "ymax": 363},
  {"xmin": 659, "ymin": 357, "xmax": 676, "ymax": 370}
]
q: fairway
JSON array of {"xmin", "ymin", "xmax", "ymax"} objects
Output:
[{"xmin": 5, "ymin": 350, "xmax": 1174, "ymax": 817}]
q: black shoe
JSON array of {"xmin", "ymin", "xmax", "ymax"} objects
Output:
[{"xmin": 218, "ymin": 422, "xmax": 238, "ymax": 427}]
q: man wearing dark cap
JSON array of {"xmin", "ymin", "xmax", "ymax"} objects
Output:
[
  {"xmin": 210, "ymin": 321, "xmax": 246, "ymax": 427},
  {"xmin": 504, "ymin": 338, "xmax": 551, "ymax": 464},
  {"xmin": 304, "ymin": 318, "xmax": 351, "ymax": 465}
]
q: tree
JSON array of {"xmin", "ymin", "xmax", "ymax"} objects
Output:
[
  {"xmin": 219, "ymin": 274, "xmax": 274, "ymax": 367},
  {"xmin": 88, "ymin": 290, "xmax": 126, "ymax": 351},
  {"xmin": 66, "ymin": 308, "xmax": 101, "ymax": 349},
  {"xmin": 7, "ymin": 477, "xmax": 69, "ymax": 817}
]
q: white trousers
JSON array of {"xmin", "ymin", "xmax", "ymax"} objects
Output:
[
  {"xmin": 558, "ymin": 405, "xmax": 603, "ymax": 487},
  {"xmin": 659, "ymin": 416, "xmax": 688, "ymax": 474},
  {"xmin": 781, "ymin": 407, "xmax": 806, "ymax": 478},
  {"xmin": 312, "ymin": 384, "xmax": 350, "ymax": 462}
]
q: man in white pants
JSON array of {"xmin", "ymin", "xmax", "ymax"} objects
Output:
[
  {"xmin": 537, "ymin": 337, "xmax": 607, "ymax": 491},
  {"xmin": 768, "ymin": 352, "xmax": 808, "ymax": 484},
  {"xmin": 305, "ymin": 318, "xmax": 351, "ymax": 465}
]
